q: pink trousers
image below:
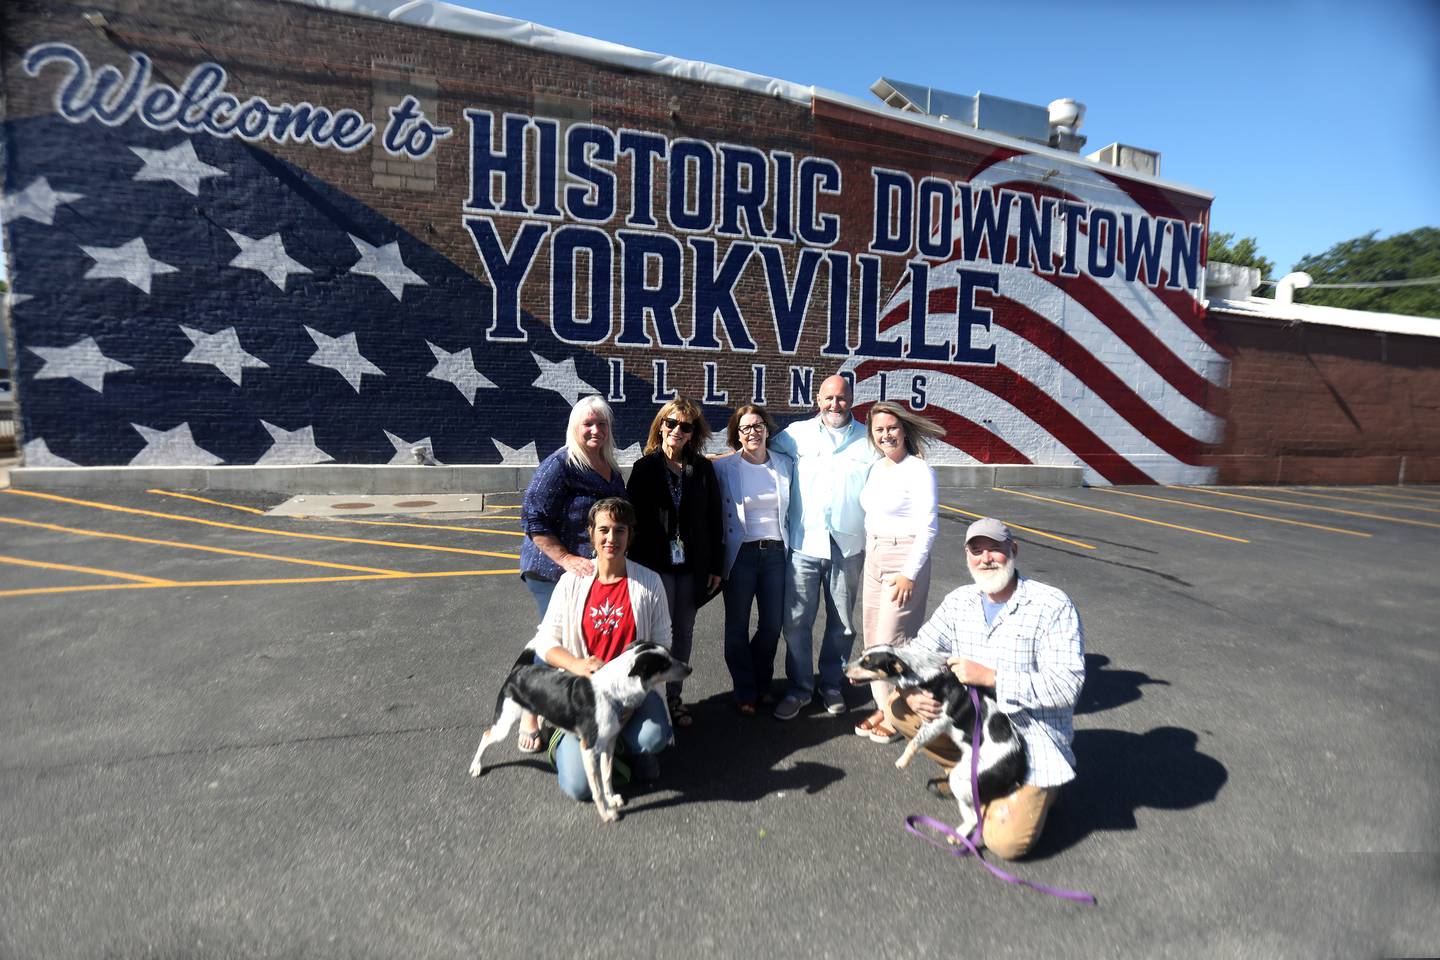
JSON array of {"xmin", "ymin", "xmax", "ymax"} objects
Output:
[{"xmin": 861, "ymin": 534, "xmax": 932, "ymax": 707}]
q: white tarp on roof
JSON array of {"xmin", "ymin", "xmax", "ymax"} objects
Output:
[
  {"xmin": 298, "ymin": 0, "xmax": 813, "ymax": 104},
  {"xmin": 292, "ymin": 0, "xmax": 1213, "ymax": 198},
  {"xmin": 1208, "ymin": 297, "xmax": 1440, "ymax": 339}
]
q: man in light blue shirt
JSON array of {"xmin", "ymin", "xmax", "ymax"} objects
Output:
[{"xmin": 768, "ymin": 375, "xmax": 878, "ymax": 720}]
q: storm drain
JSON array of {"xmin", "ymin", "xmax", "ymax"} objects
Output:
[{"xmin": 266, "ymin": 494, "xmax": 517, "ymax": 517}]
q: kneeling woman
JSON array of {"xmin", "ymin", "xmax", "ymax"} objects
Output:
[{"xmin": 529, "ymin": 497, "xmax": 675, "ymax": 797}]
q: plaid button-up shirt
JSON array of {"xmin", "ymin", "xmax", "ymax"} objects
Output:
[{"xmin": 909, "ymin": 574, "xmax": 1086, "ymax": 787}]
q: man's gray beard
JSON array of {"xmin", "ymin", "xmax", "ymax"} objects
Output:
[
  {"xmin": 970, "ymin": 557, "xmax": 1015, "ymax": 594},
  {"xmin": 821, "ymin": 410, "xmax": 851, "ymax": 429}
]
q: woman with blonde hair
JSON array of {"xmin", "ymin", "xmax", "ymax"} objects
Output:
[
  {"xmin": 854, "ymin": 400, "xmax": 944, "ymax": 743},
  {"xmin": 625, "ymin": 397, "xmax": 724, "ymax": 727}
]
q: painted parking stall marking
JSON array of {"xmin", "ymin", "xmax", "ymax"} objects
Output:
[
  {"xmin": 1093, "ymin": 487, "xmax": 1371, "ymax": 537},
  {"xmin": 994, "ymin": 487, "xmax": 1251, "ymax": 543},
  {"xmin": 1172, "ymin": 487, "xmax": 1440, "ymax": 530},
  {"xmin": 938, "ymin": 502, "xmax": 1097, "ymax": 551}
]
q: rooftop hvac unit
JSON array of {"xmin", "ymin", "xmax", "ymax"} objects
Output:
[{"xmin": 1085, "ymin": 142, "xmax": 1161, "ymax": 178}]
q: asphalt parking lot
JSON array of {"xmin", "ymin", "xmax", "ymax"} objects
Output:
[{"xmin": 2, "ymin": 480, "xmax": 1438, "ymax": 959}]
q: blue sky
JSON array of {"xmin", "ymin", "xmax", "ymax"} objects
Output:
[{"xmin": 458, "ymin": 0, "xmax": 1440, "ymax": 276}]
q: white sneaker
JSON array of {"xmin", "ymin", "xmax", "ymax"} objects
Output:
[{"xmin": 820, "ymin": 687, "xmax": 846, "ymax": 715}]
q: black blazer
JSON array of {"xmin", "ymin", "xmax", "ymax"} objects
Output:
[{"xmin": 625, "ymin": 450, "xmax": 724, "ymax": 586}]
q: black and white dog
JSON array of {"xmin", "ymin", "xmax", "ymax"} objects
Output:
[
  {"xmin": 845, "ymin": 644, "xmax": 1027, "ymax": 837},
  {"xmin": 468, "ymin": 642, "xmax": 691, "ymax": 823}
]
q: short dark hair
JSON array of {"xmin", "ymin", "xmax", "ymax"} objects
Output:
[
  {"xmin": 725, "ymin": 404, "xmax": 778, "ymax": 450},
  {"xmin": 588, "ymin": 496, "xmax": 635, "ymax": 531}
]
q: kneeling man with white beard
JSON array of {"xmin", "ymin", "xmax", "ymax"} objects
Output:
[{"xmin": 883, "ymin": 518, "xmax": 1085, "ymax": 860}]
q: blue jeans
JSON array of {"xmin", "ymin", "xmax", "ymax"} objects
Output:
[
  {"xmin": 657, "ymin": 572, "xmax": 697, "ymax": 700},
  {"xmin": 782, "ymin": 538, "xmax": 864, "ymax": 698},
  {"xmin": 522, "ymin": 574, "xmax": 557, "ymax": 621},
  {"xmin": 722, "ymin": 540, "xmax": 786, "ymax": 704},
  {"xmin": 554, "ymin": 690, "xmax": 671, "ymax": 801}
]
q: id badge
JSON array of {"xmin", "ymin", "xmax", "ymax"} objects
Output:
[{"xmin": 669, "ymin": 537, "xmax": 686, "ymax": 565}]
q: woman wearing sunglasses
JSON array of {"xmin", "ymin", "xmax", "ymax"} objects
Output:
[
  {"xmin": 625, "ymin": 397, "xmax": 724, "ymax": 727},
  {"xmin": 712, "ymin": 404, "xmax": 793, "ymax": 715}
]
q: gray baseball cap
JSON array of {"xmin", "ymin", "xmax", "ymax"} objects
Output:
[{"xmin": 964, "ymin": 517, "xmax": 1013, "ymax": 545}]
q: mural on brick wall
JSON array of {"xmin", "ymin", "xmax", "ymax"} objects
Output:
[{"xmin": 0, "ymin": 6, "xmax": 1226, "ymax": 484}]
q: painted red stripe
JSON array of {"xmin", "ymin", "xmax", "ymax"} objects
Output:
[
  {"xmin": 852, "ymin": 400, "xmax": 1031, "ymax": 465},
  {"xmin": 853, "ymin": 358, "xmax": 1157, "ymax": 485},
  {"xmin": 992, "ymin": 300, "xmax": 1207, "ymax": 464}
]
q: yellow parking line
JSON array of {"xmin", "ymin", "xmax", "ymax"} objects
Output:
[
  {"xmin": 1170, "ymin": 487, "xmax": 1440, "ymax": 530},
  {"xmin": 298, "ymin": 515, "xmax": 525, "ymax": 538},
  {"xmin": 1093, "ymin": 488, "xmax": 1371, "ymax": 537},
  {"xmin": 0, "ymin": 567, "xmax": 522, "ymax": 599},
  {"xmin": 938, "ymin": 503, "xmax": 1096, "ymax": 550},
  {"xmin": 146, "ymin": 489, "xmax": 266, "ymax": 514},
  {"xmin": 1244, "ymin": 486, "xmax": 1440, "ymax": 515},
  {"xmin": 0, "ymin": 553, "xmax": 176, "ymax": 584},
  {"xmin": 1, "ymin": 489, "xmax": 520, "ymax": 560},
  {"xmin": 1334, "ymin": 487, "xmax": 1440, "ymax": 505},
  {"xmin": 0, "ymin": 516, "xmax": 407, "ymax": 575},
  {"xmin": 994, "ymin": 487, "xmax": 1250, "ymax": 543}
]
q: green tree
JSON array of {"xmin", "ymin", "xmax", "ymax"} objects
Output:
[
  {"xmin": 1292, "ymin": 227, "xmax": 1440, "ymax": 318},
  {"xmin": 1206, "ymin": 232, "xmax": 1275, "ymax": 297}
]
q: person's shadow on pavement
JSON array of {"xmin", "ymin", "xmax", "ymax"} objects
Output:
[
  {"xmin": 1027, "ymin": 655, "xmax": 1227, "ymax": 860},
  {"xmin": 621, "ymin": 692, "xmax": 848, "ymax": 812}
]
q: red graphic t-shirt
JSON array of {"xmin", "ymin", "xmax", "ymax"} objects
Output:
[{"xmin": 582, "ymin": 577, "xmax": 636, "ymax": 664}]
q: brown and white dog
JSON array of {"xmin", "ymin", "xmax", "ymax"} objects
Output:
[
  {"xmin": 468, "ymin": 643, "xmax": 691, "ymax": 823},
  {"xmin": 846, "ymin": 644, "xmax": 1027, "ymax": 837}
]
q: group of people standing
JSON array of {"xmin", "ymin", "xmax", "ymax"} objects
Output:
[{"xmin": 512, "ymin": 374, "xmax": 1084, "ymax": 861}]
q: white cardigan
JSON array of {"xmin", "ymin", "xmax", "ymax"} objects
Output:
[
  {"xmin": 527, "ymin": 559, "xmax": 674, "ymax": 660},
  {"xmin": 713, "ymin": 449, "xmax": 794, "ymax": 578}
]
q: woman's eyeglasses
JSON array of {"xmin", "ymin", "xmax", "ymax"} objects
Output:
[
  {"xmin": 737, "ymin": 423, "xmax": 766, "ymax": 435},
  {"xmin": 662, "ymin": 417, "xmax": 695, "ymax": 434}
]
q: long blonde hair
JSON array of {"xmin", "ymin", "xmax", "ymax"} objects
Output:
[
  {"xmin": 564, "ymin": 395, "xmax": 620, "ymax": 474},
  {"xmin": 865, "ymin": 401, "xmax": 944, "ymax": 458}
]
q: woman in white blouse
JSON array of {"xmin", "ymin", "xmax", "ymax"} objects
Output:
[
  {"xmin": 854, "ymin": 400, "xmax": 944, "ymax": 743},
  {"xmin": 713, "ymin": 405, "xmax": 794, "ymax": 715}
]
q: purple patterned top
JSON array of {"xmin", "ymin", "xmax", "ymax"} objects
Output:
[{"xmin": 520, "ymin": 447, "xmax": 627, "ymax": 582}]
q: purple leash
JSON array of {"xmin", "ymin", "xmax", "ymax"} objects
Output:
[{"xmin": 904, "ymin": 688, "xmax": 1097, "ymax": 905}]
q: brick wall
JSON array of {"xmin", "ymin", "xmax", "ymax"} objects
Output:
[
  {"xmin": 1206, "ymin": 312, "xmax": 1440, "ymax": 484},
  {"xmin": 5, "ymin": 0, "xmax": 1430, "ymax": 486}
]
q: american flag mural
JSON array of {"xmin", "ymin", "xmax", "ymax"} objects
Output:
[
  {"xmin": 1, "ymin": 1, "xmax": 1222, "ymax": 486},
  {"xmin": 844, "ymin": 153, "xmax": 1226, "ymax": 486},
  {"xmin": 3, "ymin": 111, "xmax": 654, "ymax": 469}
]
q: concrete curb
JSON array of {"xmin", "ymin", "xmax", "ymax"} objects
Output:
[{"xmin": 5, "ymin": 462, "xmax": 1084, "ymax": 494}]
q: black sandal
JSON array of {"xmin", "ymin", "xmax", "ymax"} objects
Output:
[{"xmin": 668, "ymin": 696, "xmax": 694, "ymax": 727}]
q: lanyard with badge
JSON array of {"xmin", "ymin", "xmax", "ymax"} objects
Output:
[{"xmin": 666, "ymin": 464, "xmax": 686, "ymax": 565}]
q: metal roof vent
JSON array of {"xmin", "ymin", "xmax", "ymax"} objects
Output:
[
  {"xmin": 869, "ymin": 77, "xmax": 1052, "ymax": 145},
  {"xmin": 1085, "ymin": 142, "xmax": 1162, "ymax": 178}
]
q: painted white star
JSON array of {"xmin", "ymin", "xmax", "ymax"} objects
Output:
[
  {"xmin": 128, "ymin": 422, "xmax": 223, "ymax": 466},
  {"xmin": 255, "ymin": 421, "xmax": 333, "ymax": 466},
  {"xmin": 28, "ymin": 336, "xmax": 132, "ymax": 392},
  {"xmin": 129, "ymin": 141, "xmax": 226, "ymax": 196},
  {"xmin": 22, "ymin": 438, "xmax": 78, "ymax": 468},
  {"xmin": 347, "ymin": 234, "xmax": 425, "ymax": 301},
  {"xmin": 426, "ymin": 341, "xmax": 497, "ymax": 405},
  {"xmin": 226, "ymin": 230, "xmax": 312, "ymax": 290},
  {"xmin": 615, "ymin": 441, "xmax": 643, "ymax": 464},
  {"xmin": 180, "ymin": 325, "xmax": 269, "ymax": 386},
  {"xmin": 304, "ymin": 325, "xmax": 384, "ymax": 392},
  {"xmin": 7, "ymin": 293, "xmax": 33, "ymax": 307},
  {"xmin": 530, "ymin": 351, "xmax": 600, "ymax": 405},
  {"xmin": 493, "ymin": 439, "xmax": 539, "ymax": 465},
  {"xmin": 384, "ymin": 430, "xmax": 442, "ymax": 465},
  {"xmin": 81, "ymin": 237, "xmax": 178, "ymax": 294},
  {"xmin": 2, "ymin": 177, "xmax": 83, "ymax": 225}
]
